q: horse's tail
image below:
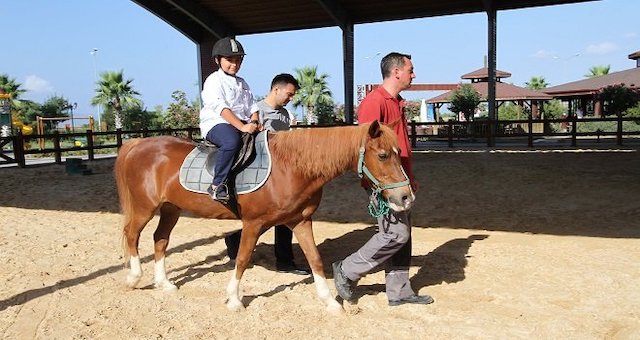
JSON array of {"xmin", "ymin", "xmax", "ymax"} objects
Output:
[{"xmin": 114, "ymin": 139, "xmax": 143, "ymax": 264}]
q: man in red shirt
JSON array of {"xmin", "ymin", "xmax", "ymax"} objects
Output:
[{"xmin": 333, "ymin": 52, "xmax": 433, "ymax": 306}]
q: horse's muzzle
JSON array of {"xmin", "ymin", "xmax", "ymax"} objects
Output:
[{"xmin": 386, "ymin": 187, "xmax": 415, "ymax": 212}]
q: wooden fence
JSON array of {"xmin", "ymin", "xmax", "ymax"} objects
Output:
[
  {"xmin": 403, "ymin": 115, "xmax": 640, "ymax": 148},
  {"xmin": 1, "ymin": 115, "xmax": 638, "ymax": 167},
  {"xmin": 1, "ymin": 127, "xmax": 200, "ymax": 167}
]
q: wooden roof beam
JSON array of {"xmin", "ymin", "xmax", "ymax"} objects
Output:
[
  {"xmin": 164, "ymin": 0, "xmax": 234, "ymax": 39},
  {"xmin": 314, "ymin": 0, "xmax": 350, "ymax": 29}
]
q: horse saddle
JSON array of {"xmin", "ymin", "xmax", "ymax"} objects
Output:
[{"xmin": 179, "ymin": 131, "xmax": 271, "ymax": 195}]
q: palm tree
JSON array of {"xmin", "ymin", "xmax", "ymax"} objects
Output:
[
  {"xmin": 524, "ymin": 76, "xmax": 549, "ymax": 90},
  {"xmin": 91, "ymin": 70, "xmax": 141, "ymax": 129},
  {"xmin": 292, "ymin": 66, "xmax": 332, "ymax": 124},
  {"xmin": 585, "ymin": 65, "xmax": 611, "ymax": 78},
  {"xmin": 0, "ymin": 74, "xmax": 26, "ymax": 108}
]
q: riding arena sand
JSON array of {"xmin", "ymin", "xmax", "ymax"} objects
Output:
[{"xmin": 1, "ymin": 145, "xmax": 639, "ymax": 339}]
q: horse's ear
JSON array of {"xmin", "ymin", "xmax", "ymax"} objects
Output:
[{"xmin": 368, "ymin": 120, "xmax": 382, "ymax": 138}]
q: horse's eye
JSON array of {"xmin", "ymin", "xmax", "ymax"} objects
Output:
[{"xmin": 378, "ymin": 152, "xmax": 389, "ymax": 160}]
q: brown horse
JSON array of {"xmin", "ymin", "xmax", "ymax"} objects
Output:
[{"xmin": 114, "ymin": 121, "xmax": 414, "ymax": 313}]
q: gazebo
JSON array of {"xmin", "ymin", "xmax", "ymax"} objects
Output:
[
  {"xmin": 543, "ymin": 50, "xmax": 640, "ymax": 117},
  {"xmin": 426, "ymin": 67, "xmax": 552, "ymax": 120}
]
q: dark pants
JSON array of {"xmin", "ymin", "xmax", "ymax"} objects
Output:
[
  {"xmin": 206, "ymin": 123, "xmax": 242, "ymax": 186},
  {"xmin": 225, "ymin": 225, "xmax": 295, "ymax": 264}
]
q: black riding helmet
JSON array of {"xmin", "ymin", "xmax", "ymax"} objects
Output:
[{"xmin": 211, "ymin": 37, "xmax": 246, "ymax": 59}]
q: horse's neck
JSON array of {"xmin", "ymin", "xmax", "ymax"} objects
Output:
[{"xmin": 271, "ymin": 126, "xmax": 362, "ymax": 181}]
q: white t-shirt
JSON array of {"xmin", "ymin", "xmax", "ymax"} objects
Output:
[{"xmin": 199, "ymin": 69, "xmax": 259, "ymax": 136}]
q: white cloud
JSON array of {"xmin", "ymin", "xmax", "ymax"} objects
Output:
[
  {"xmin": 585, "ymin": 42, "xmax": 618, "ymax": 55},
  {"xmin": 624, "ymin": 32, "xmax": 638, "ymax": 39},
  {"xmin": 23, "ymin": 75, "xmax": 54, "ymax": 93},
  {"xmin": 530, "ymin": 49, "xmax": 554, "ymax": 59}
]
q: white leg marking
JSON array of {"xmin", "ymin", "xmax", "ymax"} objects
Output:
[
  {"xmin": 312, "ymin": 272, "xmax": 343, "ymax": 314},
  {"xmin": 226, "ymin": 270, "xmax": 244, "ymax": 311},
  {"xmin": 154, "ymin": 257, "xmax": 177, "ymax": 291},
  {"xmin": 126, "ymin": 256, "xmax": 142, "ymax": 288}
]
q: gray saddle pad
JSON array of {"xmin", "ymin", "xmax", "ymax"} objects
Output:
[{"xmin": 179, "ymin": 131, "xmax": 271, "ymax": 194}]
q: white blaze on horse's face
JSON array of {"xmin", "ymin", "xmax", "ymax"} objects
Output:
[{"xmin": 385, "ymin": 147, "xmax": 415, "ymax": 212}]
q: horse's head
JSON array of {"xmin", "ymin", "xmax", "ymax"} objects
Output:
[{"xmin": 359, "ymin": 121, "xmax": 415, "ymax": 212}]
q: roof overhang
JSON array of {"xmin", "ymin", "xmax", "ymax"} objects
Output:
[{"xmin": 131, "ymin": 0, "xmax": 599, "ymax": 43}]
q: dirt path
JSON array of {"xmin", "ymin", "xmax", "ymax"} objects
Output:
[{"xmin": 1, "ymin": 148, "xmax": 639, "ymax": 339}]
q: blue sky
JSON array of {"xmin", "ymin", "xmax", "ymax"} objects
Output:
[{"xmin": 3, "ymin": 0, "xmax": 638, "ymax": 119}]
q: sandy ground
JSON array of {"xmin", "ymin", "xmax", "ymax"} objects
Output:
[{"xmin": 1, "ymin": 146, "xmax": 639, "ymax": 339}]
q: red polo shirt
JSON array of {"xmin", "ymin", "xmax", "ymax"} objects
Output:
[{"xmin": 357, "ymin": 86, "xmax": 414, "ymax": 183}]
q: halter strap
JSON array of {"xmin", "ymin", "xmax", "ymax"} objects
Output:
[{"xmin": 357, "ymin": 147, "xmax": 410, "ymax": 192}]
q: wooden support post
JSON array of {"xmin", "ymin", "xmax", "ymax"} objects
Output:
[
  {"xmin": 86, "ymin": 130, "xmax": 95, "ymax": 160},
  {"xmin": 617, "ymin": 113, "xmax": 623, "ymax": 145},
  {"xmin": 53, "ymin": 130, "xmax": 62, "ymax": 164},
  {"xmin": 410, "ymin": 120, "xmax": 417, "ymax": 149},
  {"xmin": 14, "ymin": 129, "xmax": 26, "ymax": 168},
  {"xmin": 571, "ymin": 115, "xmax": 577, "ymax": 147},
  {"xmin": 116, "ymin": 128, "xmax": 123, "ymax": 149}
]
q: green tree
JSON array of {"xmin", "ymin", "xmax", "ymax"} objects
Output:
[
  {"xmin": 525, "ymin": 76, "xmax": 549, "ymax": 90},
  {"xmin": 542, "ymin": 99, "xmax": 566, "ymax": 119},
  {"xmin": 0, "ymin": 74, "xmax": 26, "ymax": 110},
  {"xmin": 39, "ymin": 96, "xmax": 73, "ymax": 132},
  {"xmin": 498, "ymin": 102, "xmax": 525, "ymax": 120},
  {"xmin": 404, "ymin": 100, "xmax": 421, "ymax": 121},
  {"xmin": 163, "ymin": 90, "xmax": 199, "ymax": 129},
  {"xmin": 315, "ymin": 100, "xmax": 336, "ymax": 124},
  {"xmin": 292, "ymin": 66, "xmax": 332, "ymax": 124},
  {"xmin": 626, "ymin": 103, "xmax": 640, "ymax": 125},
  {"xmin": 598, "ymin": 84, "xmax": 640, "ymax": 116},
  {"xmin": 449, "ymin": 84, "xmax": 481, "ymax": 121},
  {"xmin": 91, "ymin": 70, "xmax": 142, "ymax": 129},
  {"xmin": 124, "ymin": 105, "xmax": 162, "ymax": 130},
  {"xmin": 13, "ymin": 100, "xmax": 41, "ymax": 126},
  {"xmin": 585, "ymin": 65, "xmax": 611, "ymax": 78},
  {"xmin": 0, "ymin": 74, "xmax": 25, "ymax": 99}
]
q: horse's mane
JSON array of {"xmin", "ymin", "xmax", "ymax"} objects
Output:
[{"xmin": 268, "ymin": 124, "xmax": 397, "ymax": 179}]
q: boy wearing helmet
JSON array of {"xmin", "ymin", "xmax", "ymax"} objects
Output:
[{"xmin": 199, "ymin": 37, "xmax": 260, "ymax": 202}]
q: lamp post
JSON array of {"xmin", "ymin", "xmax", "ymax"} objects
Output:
[
  {"xmin": 70, "ymin": 102, "xmax": 77, "ymax": 132},
  {"xmin": 90, "ymin": 48, "xmax": 101, "ymax": 131},
  {"xmin": 364, "ymin": 52, "xmax": 382, "ymax": 84},
  {"xmin": 553, "ymin": 52, "xmax": 580, "ymax": 83}
]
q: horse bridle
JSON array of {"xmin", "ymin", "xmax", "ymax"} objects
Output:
[
  {"xmin": 356, "ymin": 146, "xmax": 412, "ymax": 217},
  {"xmin": 357, "ymin": 146, "xmax": 410, "ymax": 191}
]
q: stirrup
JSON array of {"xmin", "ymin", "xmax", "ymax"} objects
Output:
[{"xmin": 208, "ymin": 183, "xmax": 230, "ymax": 202}]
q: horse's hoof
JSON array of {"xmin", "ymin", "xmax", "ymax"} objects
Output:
[
  {"xmin": 226, "ymin": 299, "xmax": 245, "ymax": 312},
  {"xmin": 126, "ymin": 274, "xmax": 141, "ymax": 288},
  {"xmin": 154, "ymin": 280, "xmax": 177, "ymax": 292},
  {"xmin": 326, "ymin": 300, "xmax": 344, "ymax": 315}
]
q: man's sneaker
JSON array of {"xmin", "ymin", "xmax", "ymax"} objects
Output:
[
  {"xmin": 388, "ymin": 294, "xmax": 434, "ymax": 306},
  {"xmin": 332, "ymin": 261, "xmax": 356, "ymax": 301},
  {"xmin": 207, "ymin": 183, "xmax": 230, "ymax": 203}
]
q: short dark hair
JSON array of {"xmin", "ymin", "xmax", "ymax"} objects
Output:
[
  {"xmin": 270, "ymin": 73, "xmax": 300, "ymax": 90},
  {"xmin": 380, "ymin": 52, "xmax": 412, "ymax": 78}
]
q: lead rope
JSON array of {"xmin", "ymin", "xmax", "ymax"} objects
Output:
[
  {"xmin": 357, "ymin": 146, "xmax": 408, "ymax": 218},
  {"xmin": 368, "ymin": 189, "xmax": 390, "ymax": 218}
]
